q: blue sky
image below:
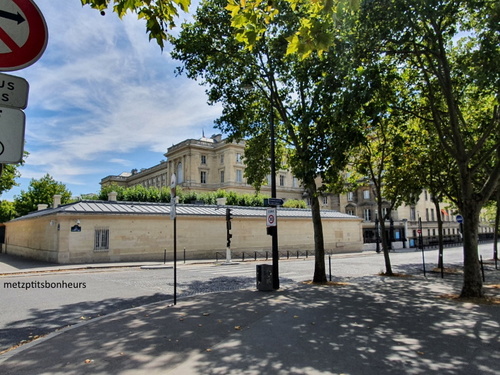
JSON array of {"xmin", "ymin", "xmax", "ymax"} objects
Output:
[{"xmin": 2, "ymin": 0, "xmax": 221, "ymax": 200}]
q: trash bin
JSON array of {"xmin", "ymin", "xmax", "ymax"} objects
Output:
[{"xmin": 256, "ymin": 264, "xmax": 273, "ymax": 291}]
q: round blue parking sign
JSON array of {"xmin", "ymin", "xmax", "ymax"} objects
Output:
[{"xmin": 456, "ymin": 214, "xmax": 464, "ymax": 224}]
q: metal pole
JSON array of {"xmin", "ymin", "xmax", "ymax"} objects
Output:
[
  {"xmin": 174, "ymin": 216, "xmax": 177, "ymax": 305},
  {"xmin": 419, "ymin": 218, "xmax": 426, "ymax": 277},
  {"xmin": 270, "ymin": 79, "xmax": 279, "ymax": 290},
  {"xmin": 329, "ymin": 255, "xmax": 332, "ymax": 281}
]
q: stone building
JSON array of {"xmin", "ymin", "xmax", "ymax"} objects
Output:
[
  {"xmin": 100, "ymin": 134, "xmax": 494, "ymax": 250},
  {"xmin": 101, "ymin": 134, "xmax": 304, "ymax": 201}
]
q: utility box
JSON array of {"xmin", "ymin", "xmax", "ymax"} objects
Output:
[{"xmin": 256, "ymin": 264, "xmax": 273, "ymax": 291}]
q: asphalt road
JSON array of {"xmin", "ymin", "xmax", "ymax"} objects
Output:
[{"xmin": 0, "ymin": 244, "xmax": 497, "ymax": 353}]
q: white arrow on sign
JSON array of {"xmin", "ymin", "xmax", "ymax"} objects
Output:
[
  {"xmin": 0, "ymin": 72, "xmax": 29, "ymax": 109},
  {"xmin": 0, "ymin": 105, "xmax": 25, "ymax": 163}
]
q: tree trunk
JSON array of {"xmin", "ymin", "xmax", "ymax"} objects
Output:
[
  {"xmin": 377, "ymin": 201, "xmax": 393, "ymax": 275},
  {"xmin": 309, "ymin": 184, "xmax": 327, "ymax": 283},
  {"xmin": 460, "ymin": 202, "xmax": 483, "ymax": 298},
  {"xmin": 494, "ymin": 191, "xmax": 499, "ymax": 264}
]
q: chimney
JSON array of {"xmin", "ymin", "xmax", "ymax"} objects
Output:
[
  {"xmin": 108, "ymin": 191, "xmax": 118, "ymax": 202},
  {"xmin": 53, "ymin": 195, "xmax": 61, "ymax": 208},
  {"xmin": 38, "ymin": 204, "xmax": 48, "ymax": 211}
]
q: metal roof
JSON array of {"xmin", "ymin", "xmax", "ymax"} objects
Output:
[{"xmin": 10, "ymin": 200, "xmax": 359, "ymax": 221}]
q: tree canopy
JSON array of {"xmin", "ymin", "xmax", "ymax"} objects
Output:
[
  {"xmin": 14, "ymin": 174, "xmax": 72, "ymax": 217},
  {"xmin": 171, "ymin": 0, "xmax": 367, "ymax": 282}
]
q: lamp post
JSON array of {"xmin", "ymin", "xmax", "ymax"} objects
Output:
[
  {"xmin": 269, "ymin": 85, "xmax": 279, "ymax": 290},
  {"xmin": 242, "ymin": 77, "xmax": 279, "ymax": 290}
]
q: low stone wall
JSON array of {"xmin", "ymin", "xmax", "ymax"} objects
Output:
[{"xmin": 5, "ymin": 207, "xmax": 363, "ymax": 264}]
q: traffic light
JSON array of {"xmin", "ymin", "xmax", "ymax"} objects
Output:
[
  {"xmin": 226, "ymin": 208, "xmax": 233, "ymax": 230},
  {"xmin": 226, "ymin": 208, "xmax": 233, "ymax": 247}
]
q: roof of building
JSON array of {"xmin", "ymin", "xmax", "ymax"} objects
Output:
[{"xmin": 9, "ymin": 200, "xmax": 360, "ymax": 222}]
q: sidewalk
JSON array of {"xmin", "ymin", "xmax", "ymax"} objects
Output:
[{"xmin": 1, "ymin": 259, "xmax": 499, "ymax": 374}]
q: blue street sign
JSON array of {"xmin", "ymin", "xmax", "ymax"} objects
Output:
[
  {"xmin": 456, "ymin": 214, "xmax": 464, "ymax": 224},
  {"xmin": 266, "ymin": 198, "xmax": 284, "ymax": 206}
]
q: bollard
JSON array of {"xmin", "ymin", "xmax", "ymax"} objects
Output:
[
  {"xmin": 329, "ymin": 255, "xmax": 332, "ymax": 281},
  {"xmin": 164, "ymin": 249, "xmax": 167, "ymax": 264},
  {"xmin": 480, "ymin": 255, "xmax": 485, "ymax": 282}
]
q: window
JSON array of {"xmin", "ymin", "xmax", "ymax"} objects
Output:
[
  {"xmin": 94, "ymin": 228, "xmax": 109, "ymax": 251},
  {"xmin": 347, "ymin": 192, "xmax": 354, "ymax": 201},
  {"xmin": 200, "ymin": 171, "xmax": 207, "ymax": 184},
  {"xmin": 279, "ymin": 175, "xmax": 285, "ymax": 186},
  {"xmin": 236, "ymin": 170, "xmax": 243, "ymax": 183},
  {"xmin": 220, "ymin": 154, "xmax": 224, "ymax": 164},
  {"xmin": 292, "ymin": 177, "xmax": 298, "ymax": 188},
  {"xmin": 236, "ymin": 153, "xmax": 242, "ymax": 163},
  {"xmin": 426, "ymin": 208, "xmax": 429, "ymax": 221},
  {"xmin": 201, "ymin": 155, "xmax": 207, "ymax": 164},
  {"xmin": 220, "ymin": 170, "xmax": 225, "ymax": 183},
  {"xmin": 323, "ymin": 196, "xmax": 328, "ymax": 205},
  {"xmin": 346, "ymin": 209, "xmax": 354, "ymax": 216},
  {"xmin": 431, "ymin": 209, "xmax": 435, "ymax": 221},
  {"xmin": 410, "ymin": 207, "xmax": 416, "ymax": 221},
  {"xmin": 363, "ymin": 209, "xmax": 372, "ymax": 221},
  {"xmin": 363, "ymin": 190, "xmax": 370, "ymax": 200}
]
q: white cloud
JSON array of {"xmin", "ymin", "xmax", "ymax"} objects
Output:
[{"xmin": 3, "ymin": 0, "xmax": 222, "ymax": 199}]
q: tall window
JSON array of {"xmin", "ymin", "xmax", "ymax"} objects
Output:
[
  {"xmin": 200, "ymin": 171, "xmax": 207, "ymax": 184},
  {"xmin": 363, "ymin": 209, "xmax": 372, "ymax": 221},
  {"xmin": 220, "ymin": 154, "xmax": 224, "ymax": 164},
  {"xmin": 347, "ymin": 192, "xmax": 354, "ymax": 201},
  {"xmin": 279, "ymin": 175, "xmax": 285, "ymax": 186},
  {"xmin": 236, "ymin": 153, "xmax": 242, "ymax": 163},
  {"xmin": 201, "ymin": 155, "xmax": 207, "ymax": 164},
  {"xmin": 363, "ymin": 190, "xmax": 370, "ymax": 200},
  {"xmin": 177, "ymin": 163, "xmax": 183, "ymax": 184},
  {"xmin": 236, "ymin": 170, "xmax": 243, "ymax": 183},
  {"xmin": 220, "ymin": 170, "xmax": 225, "ymax": 183},
  {"xmin": 323, "ymin": 196, "xmax": 328, "ymax": 205},
  {"xmin": 94, "ymin": 228, "xmax": 109, "ymax": 251},
  {"xmin": 410, "ymin": 207, "xmax": 416, "ymax": 221}
]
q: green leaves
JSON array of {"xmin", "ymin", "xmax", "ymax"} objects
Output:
[{"xmin": 81, "ymin": 0, "xmax": 191, "ymax": 49}]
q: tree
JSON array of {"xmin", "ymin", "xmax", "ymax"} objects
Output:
[
  {"xmin": 357, "ymin": 0, "xmax": 500, "ymax": 297},
  {"xmin": 170, "ymin": 0, "xmax": 365, "ymax": 283},
  {"xmin": 351, "ymin": 62, "xmax": 422, "ymax": 275},
  {"xmin": 14, "ymin": 174, "xmax": 72, "ymax": 217},
  {"xmin": 0, "ymin": 200, "xmax": 16, "ymax": 222}
]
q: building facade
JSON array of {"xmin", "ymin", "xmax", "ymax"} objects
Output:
[
  {"xmin": 101, "ymin": 134, "xmax": 495, "ymax": 249},
  {"xmin": 101, "ymin": 134, "xmax": 304, "ymax": 201}
]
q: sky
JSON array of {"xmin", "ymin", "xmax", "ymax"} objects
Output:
[{"xmin": 1, "ymin": 0, "xmax": 222, "ymax": 201}]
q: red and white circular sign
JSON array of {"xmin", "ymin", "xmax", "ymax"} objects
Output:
[{"xmin": 0, "ymin": 0, "xmax": 48, "ymax": 71}]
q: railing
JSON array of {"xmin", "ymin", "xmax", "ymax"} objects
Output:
[{"xmin": 216, "ymin": 250, "xmax": 311, "ymax": 262}]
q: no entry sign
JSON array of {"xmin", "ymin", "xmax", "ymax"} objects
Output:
[{"xmin": 0, "ymin": 0, "xmax": 48, "ymax": 71}]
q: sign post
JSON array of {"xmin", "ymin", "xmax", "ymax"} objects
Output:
[
  {"xmin": 1, "ymin": 0, "xmax": 49, "ymax": 173},
  {"xmin": 170, "ymin": 174, "xmax": 177, "ymax": 305}
]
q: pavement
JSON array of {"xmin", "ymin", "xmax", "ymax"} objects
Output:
[{"xmin": 0, "ymin": 253, "xmax": 499, "ymax": 374}]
